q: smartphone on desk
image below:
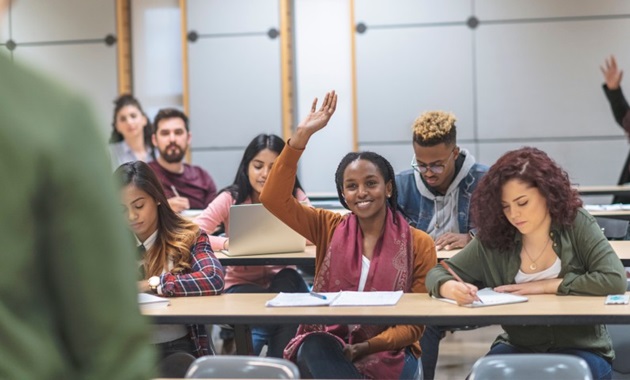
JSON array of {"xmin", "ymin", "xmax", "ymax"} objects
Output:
[{"xmin": 605, "ymin": 294, "xmax": 629, "ymax": 305}]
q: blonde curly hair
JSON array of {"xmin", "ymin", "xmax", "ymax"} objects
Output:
[{"xmin": 412, "ymin": 111, "xmax": 457, "ymax": 147}]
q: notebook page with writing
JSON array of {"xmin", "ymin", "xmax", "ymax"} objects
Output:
[
  {"xmin": 433, "ymin": 287, "xmax": 528, "ymax": 308},
  {"xmin": 331, "ymin": 291, "xmax": 404, "ymax": 306}
]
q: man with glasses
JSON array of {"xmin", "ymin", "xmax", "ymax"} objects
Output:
[{"xmin": 395, "ymin": 110, "xmax": 487, "ymax": 379}]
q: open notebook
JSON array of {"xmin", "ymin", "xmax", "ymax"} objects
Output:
[
  {"xmin": 433, "ymin": 287, "xmax": 528, "ymax": 308},
  {"xmin": 266, "ymin": 291, "xmax": 404, "ymax": 307}
]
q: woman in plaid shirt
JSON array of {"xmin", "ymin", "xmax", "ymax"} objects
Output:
[{"xmin": 115, "ymin": 161, "xmax": 225, "ymax": 362}]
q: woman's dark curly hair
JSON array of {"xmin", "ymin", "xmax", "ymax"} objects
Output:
[{"xmin": 471, "ymin": 147, "xmax": 582, "ymax": 251}]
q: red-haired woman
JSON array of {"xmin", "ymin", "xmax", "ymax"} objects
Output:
[{"xmin": 427, "ymin": 147, "xmax": 626, "ymax": 380}]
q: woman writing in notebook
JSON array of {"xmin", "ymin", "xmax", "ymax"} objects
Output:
[
  {"xmin": 115, "ymin": 161, "xmax": 224, "ymax": 360},
  {"xmin": 260, "ymin": 91, "xmax": 437, "ymax": 379},
  {"xmin": 426, "ymin": 147, "xmax": 626, "ymax": 379},
  {"xmin": 195, "ymin": 133, "xmax": 310, "ymax": 358},
  {"xmin": 109, "ymin": 94, "xmax": 155, "ymax": 169}
]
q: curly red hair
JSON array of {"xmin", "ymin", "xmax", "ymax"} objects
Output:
[{"xmin": 471, "ymin": 147, "xmax": 582, "ymax": 251}]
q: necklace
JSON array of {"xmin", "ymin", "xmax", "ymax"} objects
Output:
[{"xmin": 522, "ymin": 238, "xmax": 551, "ymax": 270}]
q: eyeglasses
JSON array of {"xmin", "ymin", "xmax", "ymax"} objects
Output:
[{"xmin": 411, "ymin": 149, "xmax": 456, "ymax": 174}]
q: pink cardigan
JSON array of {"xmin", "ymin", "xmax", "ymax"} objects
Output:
[{"xmin": 194, "ymin": 190, "xmax": 309, "ymax": 290}]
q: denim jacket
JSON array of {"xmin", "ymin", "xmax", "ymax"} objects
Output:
[{"xmin": 395, "ymin": 150, "xmax": 487, "ymax": 235}]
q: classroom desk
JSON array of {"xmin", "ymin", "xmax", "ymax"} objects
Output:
[
  {"xmin": 213, "ymin": 241, "xmax": 630, "ymax": 266},
  {"xmin": 589, "ymin": 209, "xmax": 630, "ymax": 220},
  {"xmin": 577, "ymin": 185, "xmax": 630, "ymax": 196},
  {"xmin": 143, "ymin": 292, "xmax": 630, "ymax": 355},
  {"xmin": 143, "ymin": 292, "xmax": 630, "ymax": 327},
  {"xmin": 215, "ymin": 245, "xmax": 317, "ymax": 266}
]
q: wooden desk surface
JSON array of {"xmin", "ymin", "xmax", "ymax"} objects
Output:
[
  {"xmin": 142, "ymin": 292, "xmax": 630, "ymax": 326},
  {"xmin": 214, "ymin": 241, "xmax": 630, "ymax": 266},
  {"xmin": 577, "ymin": 185, "xmax": 630, "ymax": 196}
]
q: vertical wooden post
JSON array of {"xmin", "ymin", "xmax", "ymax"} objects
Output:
[
  {"xmin": 116, "ymin": 0, "xmax": 132, "ymax": 94},
  {"xmin": 279, "ymin": 0, "xmax": 295, "ymax": 140},
  {"xmin": 349, "ymin": 0, "xmax": 358, "ymax": 151}
]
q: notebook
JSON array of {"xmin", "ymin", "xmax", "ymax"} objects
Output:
[
  {"xmin": 138, "ymin": 293, "xmax": 170, "ymax": 309},
  {"xmin": 433, "ymin": 287, "xmax": 528, "ymax": 308},
  {"xmin": 265, "ymin": 291, "xmax": 404, "ymax": 307},
  {"xmin": 222, "ymin": 203, "xmax": 306, "ymax": 256}
]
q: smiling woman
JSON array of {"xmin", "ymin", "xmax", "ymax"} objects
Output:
[
  {"xmin": 108, "ymin": 94, "xmax": 154, "ymax": 169},
  {"xmin": 426, "ymin": 147, "xmax": 627, "ymax": 380},
  {"xmin": 260, "ymin": 91, "xmax": 437, "ymax": 380}
]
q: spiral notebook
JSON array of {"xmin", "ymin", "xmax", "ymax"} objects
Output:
[{"xmin": 433, "ymin": 287, "xmax": 528, "ymax": 307}]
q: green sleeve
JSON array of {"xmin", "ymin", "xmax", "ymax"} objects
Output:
[
  {"xmin": 426, "ymin": 238, "xmax": 488, "ymax": 297},
  {"xmin": 44, "ymin": 97, "xmax": 155, "ymax": 379},
  {"xmin": 558, "ymin": 212, "xmax": 627, "ymax": 296}
]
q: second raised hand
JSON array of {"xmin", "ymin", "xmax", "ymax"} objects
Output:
[{"xmin": 290, "ymin": 90, "xmax": 338, "ymax": 149}]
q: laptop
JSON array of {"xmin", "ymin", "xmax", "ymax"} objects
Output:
[{"xmin": 222, "ymin": 203, "xmax": 306, "ymax": 256}]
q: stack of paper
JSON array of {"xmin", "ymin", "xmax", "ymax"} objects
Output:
[
  {"xmin": 138, "ymin": 293, "xmax": 170, "ymax": 309},
  {"xmin": 265, "ymin": 291, "xmax": 403, "ymax": 307}
]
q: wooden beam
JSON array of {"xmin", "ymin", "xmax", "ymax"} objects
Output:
[
  {"xmin": 279, "ymin": 0, "xmax": 295, "ymax": 140},
  {"xmin": 349, "ymin": 0, "xmax": 358, "ymax": 151},
  {"xmin": 115, "ymin": 0, "xmax": 132, "ymax": 94}
]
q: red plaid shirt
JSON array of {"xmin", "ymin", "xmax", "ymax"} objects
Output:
[{"xmin": 159, "ymin": 231, "xmax": 224, "ymax": 356}]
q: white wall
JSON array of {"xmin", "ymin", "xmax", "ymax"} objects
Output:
[{"xmin": 1, "ymin": 0, "xmax": 118, "ymax": 138}]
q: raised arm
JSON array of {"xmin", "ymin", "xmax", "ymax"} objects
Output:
[
  {"xmin": 260, "ymin": 91, "xmax": 341, "ymax": 244},
  {"xmin": 287, "ymin": 90, "xmax": 338, "ymax": 150},
  {"xmin": 601, "ymin": 55, "xmax": 630, "ymax": 129}
]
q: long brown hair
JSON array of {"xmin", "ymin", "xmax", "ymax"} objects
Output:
[{"xmin": 114, "ymin": 161, "xmax": 199, "ymax": 278}]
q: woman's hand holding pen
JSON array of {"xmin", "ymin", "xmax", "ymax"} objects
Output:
[
  {"xmin": 440, "ymin": 280, "xmax": 480, "ymax": 306},
  {"xmin": 290, "ymin": 90, "xmax": 338, "ymax": 150}
]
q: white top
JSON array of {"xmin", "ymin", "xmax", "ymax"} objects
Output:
[
  {"xmin": 358, "ymin": 255, "xmax": 371, "ymax": 292},
  {"xmin": 138, "ymin": 230, "xmax": 187, "ymax": 344},
  {"xmin": 514, "ymin": 256, "xmax": 562, "ymax": 283}
]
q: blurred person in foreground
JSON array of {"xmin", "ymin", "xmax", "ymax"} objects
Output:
[{"xmin": 0, "ymin": 0, "xmax": 155, "ymax": 377}]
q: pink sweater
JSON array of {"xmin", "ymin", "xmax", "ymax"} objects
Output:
[{"xmin": 194, "ymin": 190, "xmax": 309, "ymax": 290}]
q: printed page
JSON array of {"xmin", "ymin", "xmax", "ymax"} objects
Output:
[
  {"xmin": 265, "ymin": 292, "xmax": 340, "ymax": 307},
  {"xmin": 331, "ymin": 290, "xmax": 404, "ymax": 307}
]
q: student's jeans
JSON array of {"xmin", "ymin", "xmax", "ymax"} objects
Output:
[
  {"xmin": 487, "ymin": 342, "xmax": 612, "ymax": 380},
  {"xmin": 226, "ymin": 268, "xmax": 309, "ymax": 357},
  {"xmin": 296, "ymin": 333, "xmax": 419, "ymax": 379}
]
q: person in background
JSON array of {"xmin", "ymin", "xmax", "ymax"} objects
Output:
[
  {"xmin": 0, "ymin": 0, "xmax": 155, "ymax": 375},
  {"xmin": 149, "ymin": 108, "xmax": 217, "ymax": 213},
  {"xmin": 195, "ymin": 133, "xmax": 310, "ymax": 358},
  {"xmin": 395, "ymin": 110, "xmax": 488, "ymax": 379},
  {"xmin": 115, "ymin": 161, "xmax": 224, "ymax": 364},
  {"xmin": 109, "ymin": 93, "xmax": 155, "ymax": 169},
  {"xmin": 261, "ymin": 91, "xmax": 437, "ymax": 379},
  {"xmin": 601, "ymin": 55, "xmax": 630, "ymax": 204},
  {"xmin": 427, "ymin": 147, "xmax": 627, "ymax": 380}
]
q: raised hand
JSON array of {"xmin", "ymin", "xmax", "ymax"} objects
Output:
[
  {"xmin": 601, "ymin": 55, "xmax": 623, "ymax": 90},
  {"xmin": 290, "ymin": 90, "xmax": 338, "ymax": 149}
]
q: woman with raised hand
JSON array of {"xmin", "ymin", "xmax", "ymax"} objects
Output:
[
  {"xmin": 261, "ymin": 91, "xmax": 437, "ymax": 379},
  {"xmin": 426, "ymin": 147, "xmax": 627, "ymax": 380},
  {"xmin": 115, "ymin": 161, "xmax": 224, "ymax": 360},
  {"xmin": 194, "ymin": 133, "xmax": 310, "ymax": 358},
  {"xmin": 109, "ymin": 94, "xmax": 155, "ymax": 169}
]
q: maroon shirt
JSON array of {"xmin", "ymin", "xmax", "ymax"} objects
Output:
[{"xmin": 148, "ymin": 161, "xmax": 217, "ymax": 209}]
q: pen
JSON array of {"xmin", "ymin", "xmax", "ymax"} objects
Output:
[
  {"xmin": 309, "ymin": 291, "xmax": 327, "ymax": 300},
  {"xmin": 440, "ymin": 261, "xmax": 483, "ymax": 304},
  {"xmin": 170, "ymin": 185, "xmax": 181, "ymax": 197}
]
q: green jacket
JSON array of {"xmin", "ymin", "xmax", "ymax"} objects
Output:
[
  {"xmin": 0, "ymin": 54, "xmax": 155, "ymax": 378},
  {"xmin": 426, "ymin": 209, "xmax": 627, "ymax": 360}
]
